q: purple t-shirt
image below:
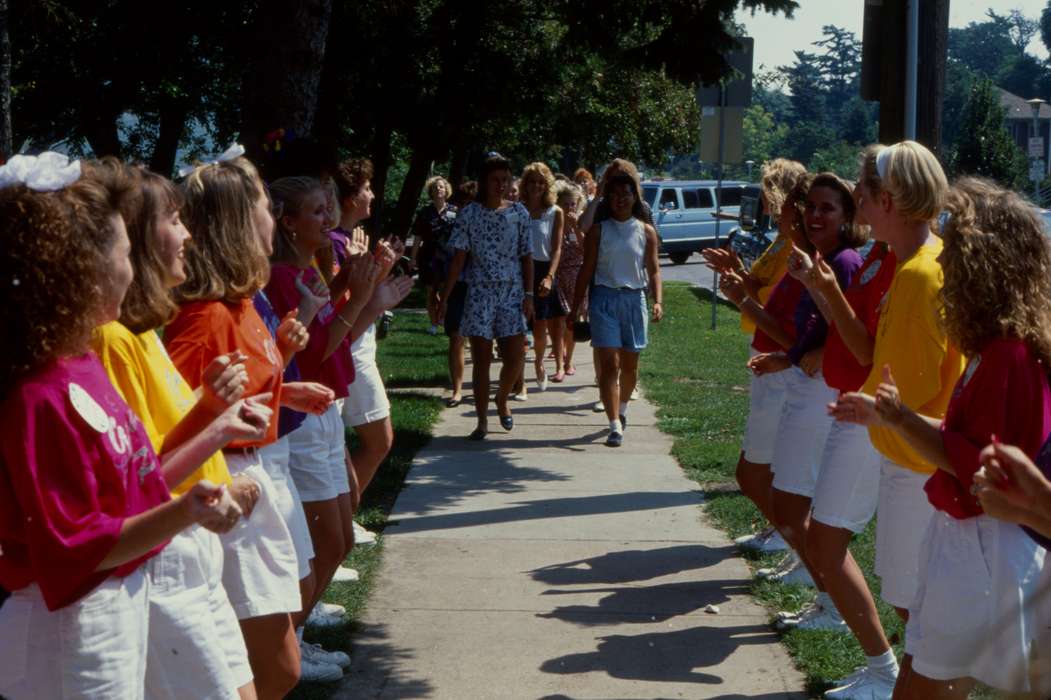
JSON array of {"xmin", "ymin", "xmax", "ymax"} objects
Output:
[
  {"xmin": 787, "ymin": 246, "xmax": 864, "ymax": 365},
  {"xmin": 253, "ymin": 291, "xmax": 306, "ymax": 438}
]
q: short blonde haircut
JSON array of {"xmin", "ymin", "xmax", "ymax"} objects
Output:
[
  {"xmin": 176, "ymin": 157, "xmax": 271, "ymax": 303},
  {"xmin": 940, "ymin": 177, "xmax": 1051, "ymax": 366},
  {"xmin": 520, "ymin": 162, "xmax": 556, "ymax": 208},
  {"xmin": 554, "ymin": 180, "xmax": 583, "ymax": 214},
  {"xmin": 760, "ymin": 158, "xmax": 806, "ymax": 218},
  {"xmin": 859, "ymin": 140, "xmax": 947, "ymax": 223},
  {"xmin": 425, "ymin": 175, "xmax": 451, "ymax": 200}
]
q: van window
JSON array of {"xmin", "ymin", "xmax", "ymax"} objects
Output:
[
  {"xmin": 659, "ymin": 189, "xmax": 679, "ymax": 209},
  {"xmin": 642, "ymin": 185, "xmax": 658, "ymax": 208},
  {"xmin": 682, "ymin": 188, "xmax": 713, "ymax": 209},
  {"xmin": 717, "ymin": 186, "xmax": 744, "ymax": 207}
]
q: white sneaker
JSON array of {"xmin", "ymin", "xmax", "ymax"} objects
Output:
[
  {"xmin": 301, "ymin": 640, "xmax": 351, "ymax": 669},
  {"xmin": 315, "ymin": 601, "xmax": 346, "ymax": 617},
  {"xmin": 830, "ymin": 666, "xmax": 868, "ymax": 689},
  {"xmin": 353, "ymin": 521, "xmax": 377, "ymax": 545},
  {"xmin": 757, "ymin": 552, "xmax": 799, "ymax": 579},
  {"xmin": 299, "ymin": 656, "xmax": 343, "ymax": 683},
  {"xmin": 510, "ymin": 392, "xmax": 528, "ymax": 402},
  {"xmin": 306, "ymin": 606, "xmax": 344, "ymax": 629},
  {"xmin": 331, "ymin": 566, "xmax": 359, "ymax": 583},
  {"xmin": 734, "ymin": 528, "xmax": 790, "ymax": 553},
  {"xmin": 536, "ymin": 370, "xmax": 548, "ymax": 392},
  {"xmin": 630, "ymin": 387, "xmax": 640, "ymax": 400},
  {"xmin": 767, "ymin": 558, "xmax": 815, "ymax": 587},
  {"xmin": 776, "ymin": 602, "xmax": 824, "ymax": 630},
  {"xmin": 824, "ymin": 667, "xmax": 896, "ymax": 699},
  {"xmin": 776, "ymin": 601, "xmax": 818, "ymax": 623},
  {"xmin": 796, "ymin": 605, "xmax": 848, "ymax": 632},
  {"xmin": 592, "ymin": 400, "xmax": 605, "ymax": 413}
]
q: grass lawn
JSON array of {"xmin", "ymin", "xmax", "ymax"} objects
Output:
[
  {"xmin": 640, "ymin": 282, "xmax": 906, "ymax": 698},
  {"xmin": 290, "ymin": 301, "xmax": 447, "ymax": 699}
]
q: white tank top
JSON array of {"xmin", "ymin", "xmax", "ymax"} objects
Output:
[
  {"xmin": 595, "ymin": 217, "xmax": 647, "ymax": 290},
  {"xmin": 528, "ymin": 206, "xmax": 557, "ymax": 262}
]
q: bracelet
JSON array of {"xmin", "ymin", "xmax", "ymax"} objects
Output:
[{"xmin": 335, "ymin": 314, "xmax": 354, "ymax": 329}]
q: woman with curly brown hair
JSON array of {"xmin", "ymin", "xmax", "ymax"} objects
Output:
[
  {"xmin": 835, "ymin": 177, "xmax": 1051, "ymax": 699},
  {"xmin": 0, "ymin": 154, "xmax": 241, "ymax": 700}
]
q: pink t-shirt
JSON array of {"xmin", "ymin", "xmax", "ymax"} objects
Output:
[
  {"xmin": 926, "ymin": 337, "xmax": 1051, "ymax": 519},
  {"xmin": 264, "ymin": 264, "xmax": 354, "ymax": 397},
  {"xmin": 0, "ymin": 354, "xmax": 171, "ymax": 610}
]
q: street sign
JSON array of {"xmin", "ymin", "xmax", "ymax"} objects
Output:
[
  {"xmin": 1030, "ymin": 137, "xmax": 1045, "ymax": 158},
  {"xmin": 696, "ymin": 38, "xmax": 754, "ymax": 108},
  {"xmin": 700, "ymin": 107, "xmax": 744, "ymax": 163},
  {"xmin": 1030, "ymin": 159, "xmax": 1045, "ymax": 182}
]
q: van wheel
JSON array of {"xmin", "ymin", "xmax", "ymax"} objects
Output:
[{"xmin": 669, "ymin": 252, "xmax": 691, "ymax": 265}]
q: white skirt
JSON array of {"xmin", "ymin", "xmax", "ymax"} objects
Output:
[
  {"xmin": 906, "ymin": 512, "xmax": 1047, "ymax": 692},
  {"xmin": 145, "ymin": 526, "xmax": 251, "ymax": 698},
  {"xmin": 219, "ymin": 451, "xmax": 301, "ymax": 619},
  {"xmin": 0, "ymin": 567, "xmax": 149, "ymax": 700}
]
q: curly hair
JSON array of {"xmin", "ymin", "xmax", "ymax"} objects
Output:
[
  {"xmin": 520, "ymin": 162, "xmax": 556, "ymax": 208},
  {"xmin": 554, "ymin": 180, "xmax": 584, "ymax": 214},
  {"xmin": 268, "ymin": 176, "xmax": 325, "ymax": 264},
  {"xmin": 0, "ymin": 169, "xmax": 130, "ymax": 394},
  {"xmin": 573, "ymin": 167, "xmax": 594, "ymax": 184},
  {"xmin": 760, "ymin": 158, "xmax": 807, "ymax": 220},
  {"xmin": 808, "ymin": 172, "xmax": 868, "ymax": 249},
  {"xmin": 859, "ymin": 140, "xmax": 947, "ymax": 223},
  {"xmin": 940, "ymin": 177, "xmax": 1051, "ymax": 366},
  {"xmin": 117, "ymin": 167, "xmax": 185, "ymax": 333},
  {"xmin": 332, "ymin": 158, "xmax": 374, "ymax": 202},
  {"xmin": 425, "ymin": 175, "xmax": 451, "ymax": 201},
  {"xmin": 176, "ymin": 157, "xmax": 271, "ymax": 303}
]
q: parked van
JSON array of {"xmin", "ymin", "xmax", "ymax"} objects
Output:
[{"xmin": 641, "ymin": 179, "xmax": 750, "ymax": 264}]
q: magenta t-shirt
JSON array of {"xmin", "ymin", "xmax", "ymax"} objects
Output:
[
  {"xmin": 0, "ymin": 354, "xmax": 171, "ymax": 610},
  {"xmin": 265, "ymin": 263, "xmax": 354, "ymax": 397},
  {"xmin": 927, "ymin": 337, "xmax": 1051, "ymax": 519}
]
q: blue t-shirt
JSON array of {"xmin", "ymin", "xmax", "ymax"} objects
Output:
[{"xmin": 252, "ymin": 291, "xmax": 306, "ymax": 437}]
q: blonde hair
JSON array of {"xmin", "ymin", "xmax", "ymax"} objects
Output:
[
  {"xmin": 175, "ymin": 157, "xmax": 271, "ymax": 303},
  {"xmin": 940, "ymin": 177, "xmax": 1051, "ymax": 366},
  {"xmin": 425, "ymin": 175, "xmax": 451, "ymax": 200},
  {"xmin": 554, "ymin": 180, "xmax": 583, "ymax": 214},
  {"xmin": 268, "ymin": 176, "xmax": 325, "ymax": 265},
  {"xmin": 859, "ymin": 140, "xmax": 947, "ymax": 223},
  {"xmin": 760, "ymin": 159, "xmax": 807, "ymax": 219},
  {"xmin": 520, "ymin": 162, "xmax": 556, "ymax": 208}
]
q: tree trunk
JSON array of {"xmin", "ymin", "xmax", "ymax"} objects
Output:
[
  {"xmin": 367, "ymin": 124, "xmax": 393, "ymax": 238},
  {"xmin": 0, "ymin": 0, "xmax": 12, "ymax": 160},
  {"xmin": 149, "ymin": 100, "xmax": 189, "ymax": 177},
  {"xmin": 878, "ymin": 0, "xmax": 907, "ymax": 144},
  {"xmin": 392, "ymin": 143, "xmax": 436, "ymax": 238},
  {"xmin": 241, "ymin": 0, "xmax": 333, "ymax": 164}
]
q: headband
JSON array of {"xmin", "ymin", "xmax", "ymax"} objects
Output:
[
  {"xmin": 0, "ymin": 152, "xmax": 81, "ymax": 192},
  {"xmin": 875, "ymin": 146, "xmax": 892, "ymax": 180},
  {"xmin": 177, "ymin": 143, "xmax": 246, "ymax": 178}
]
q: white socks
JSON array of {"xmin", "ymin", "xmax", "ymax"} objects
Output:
[
  {"xmin": 609, "ymin": 418, "xmax": 622, "ymax": 433},
  {"xmin": 867, "ymin": 649, "xmax": 899, "ymax": 679},
  {"xmin": 619, "ymin": 401, "xmax": 628, "ymax": 415}
]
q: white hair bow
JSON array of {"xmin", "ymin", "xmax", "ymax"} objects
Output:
[
  {"xmin": 0, "ymin": 152, "xmax": 82, "ymax": 192},
  {"xmin": 177, "ymin": 142, "xmax": 246, "ymax": 178},
  {"xmin": 875, "ymin": 146, "xmax": 893, "ymax": 180}
]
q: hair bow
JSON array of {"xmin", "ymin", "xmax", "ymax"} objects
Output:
[
  {"xmin": 875, "ymin": 146, "xmax": 893, "ymax": 180},
  {"xmin": 0, "ymin": 152, "xmax": 81, "ymax": 192},
  {"xmin": 177, "ymin": 142, "xmax": 246, "ymax": 178}
]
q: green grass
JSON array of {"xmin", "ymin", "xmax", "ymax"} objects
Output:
[
  {"xmin": 289, "ymin": 307, "xmax": 446, "ymax": 699},
  {"xmin": 641, "ymin": 282, "xmax": 909, "ymax": 698}
]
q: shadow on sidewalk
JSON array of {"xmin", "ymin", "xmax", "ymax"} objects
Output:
[
  {"xmin": 530, "ymin": 544, "xmax": 731, "ymax": 585},
  {"xmin": 333, "ymin": 623, "xmax": 435, "ymax": 699}
]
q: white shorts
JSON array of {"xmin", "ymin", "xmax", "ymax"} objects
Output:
[
  {"xmin": 219, "ymin": 452, "xmax": 301, "ymax": 619},
  {"xmin": 741, "ymin": 360, "xmax": 788, "ymax": 465},
  {"xmin": 906, "ymin": 513, "xmax": 1046, "ymax": 692},
  {"xmin": 1033, "ymin": 562, "xmax": 1051, "ymax": 695},
  {"xmin": 146, "ymin": 526, "xmax": 251, "ymax": 698},
  {"xmin": 259, "ymin": 437, "xmax": 316, "ymax": 579},
  {"xmin": 0, "ymin": 567, "xmax": 149, "ymax": 700},
  {"xmin": 770, "ymin": 367, "xmax": 836, "ymax": 498},
  {"xmin": 873, "ymin": 458, "xmax": 935, "ymax": 609},
  {"xmin": 811, "ymin": 421, "xmax": 881, "ymax": 533},
  {"xmin": 342, "ymin": 360, "xmax": 391, "ymax": 428},
  {"xmin": 287, "ymin": 404, "xmax": 350, "ymax": 502}
]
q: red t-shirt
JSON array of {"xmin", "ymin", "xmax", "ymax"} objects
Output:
[
  {"xmin": 0, "ymin": 355, "xmax": 171, "ymax": 610},
  {"xmin": 752, "ymin": 274, "xmax": 805, "ymax": 353},
  {"xmin": 265, "ymin": 264, "xmax": 354, "ymax": 397},
  {"xmin": 925, "ymin": 337, "xmax": 1051, "ymax": 519},
  {"xmin": 165, "ymin": 298, "xmax": 283, "ymax": 448},
  {"xmin": 822, "ymin": 244, "xmax": 897, "ymax": 392}
]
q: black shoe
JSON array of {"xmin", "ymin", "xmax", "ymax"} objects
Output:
[
  {"xmin": 605, "ymin": 430, "xmax": 623, "ymax": 447},
  {"xmin": 619, "ymin": 414, "xmax": 627, "ymax": 430},
  {"xmin": 499, "ymin": 414, "xmax": 514, "ymax": 431},
  {"xmin": 446, "ymin": 396, "xmax": 462, "ymax": 408},
  {"xmin": 468, "ymin": 427, "xmax": 487, "ymax": 441}
]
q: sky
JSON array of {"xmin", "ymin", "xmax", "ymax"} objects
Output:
[{"xmin": 735, "ymin": 0, "xmax": 1050, "ymax": 74}]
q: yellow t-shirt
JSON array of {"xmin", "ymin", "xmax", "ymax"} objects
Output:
[
  {"xmin": 863, "ymin": 239, "xmax": 966, "ymax": 473},
  {"xmin": 92, "ymin": 321, "xmax": 232, "ymax": 495},
  {"xmin": 740, "ymin": 232, "xmax": 792, "ymax": 335}
]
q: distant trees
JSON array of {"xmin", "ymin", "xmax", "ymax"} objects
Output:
[{"xmin": 949, "ymin": 78, "xmax": 1028, "ymax": 190}]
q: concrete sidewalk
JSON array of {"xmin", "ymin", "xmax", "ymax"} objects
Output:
[{"xmin": 342, "ymin": 345, "xmax": 804, "ymax": 699}]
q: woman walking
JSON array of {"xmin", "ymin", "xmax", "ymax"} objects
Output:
[
  {"xmin": 410, "ymin": 176, "xmax": 458, "ymax": 336},
  {"xmin": 572, "ymin": 173, "xmax": 662, "ymax": 447},
  {"xmin": 555, "ymin": 180, "xmax": 586, "ymax": 376},
  {"xmin": 439, "ymin": 154, "xmax": 533, "ymax": 440}
]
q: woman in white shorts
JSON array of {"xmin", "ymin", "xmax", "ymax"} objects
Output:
[
  {"xmin": 836, "ymin": 177, "xmax": 1051, "ymax": 699},
  {"xmin": 703, "ymin": 159, "xmax": 807, "ymax": 553}
]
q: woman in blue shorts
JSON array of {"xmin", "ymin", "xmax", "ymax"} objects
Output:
[{"xmin": 572, "ymin": 173, "xmax": 662, "ymax": 447}]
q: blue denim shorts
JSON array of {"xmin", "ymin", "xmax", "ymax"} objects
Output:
[{"xmin": 589, "ymin": 285, "xmax": 647, "ymax": 351}]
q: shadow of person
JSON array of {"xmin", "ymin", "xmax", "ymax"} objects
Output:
[{"xmin": 530, "ymin": 544, "xmax": 732, "ymax": 585}]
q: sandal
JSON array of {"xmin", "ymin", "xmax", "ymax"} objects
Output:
[
  {"xmin": 550, "ymin": 371, "xmax": 565, "ymax": 383},
  {"xmin": 468, "ymin": 427, "xmax": 487, "ymax": 441},
  {"xmin": 446, "ymin": 396, "xmax": 462, "ymax": 408},
  {"xmin": 565, "ymin": 366, "xmax": 576, "ymax": 376}
]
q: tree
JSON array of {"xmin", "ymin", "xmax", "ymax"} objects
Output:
[
  {"xmin": 0, "ymin": 0, "xmax": 10, "ymax": 159},
  {"xmin": 741, "ymin": 103, "xmax": 786, "ymax": 167},
  {"xmin": 948, "ymin": 15, "xmax": 1017, "ymax": 78},
  {"xmin": 950, "ymin": 78, "xmax": 1028, "ymax": 190},
  {"xmin": 813, "ymin": 25, "xmax": 861, "ymax": 122},
  {"xmin": 810, "ymin": 142, "xmax": 860, "ymax": 178}
]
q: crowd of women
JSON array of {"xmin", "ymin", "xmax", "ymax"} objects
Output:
[
  {"xmin": 704, "ymin": 141, "xmax": 1051, "ymax": 699},
  {"xmin": 0, "ymin": 145, "xmax": 664, "ymax": 699}
]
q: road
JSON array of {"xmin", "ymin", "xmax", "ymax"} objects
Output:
[{"xmin": 658, "ymin": 252, "xmax": 718, "ymax": 290}]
